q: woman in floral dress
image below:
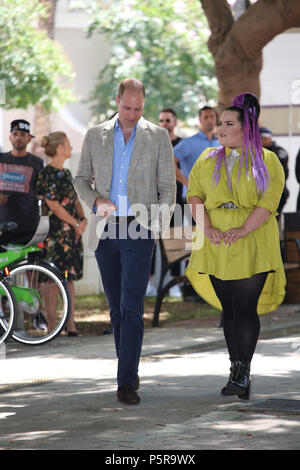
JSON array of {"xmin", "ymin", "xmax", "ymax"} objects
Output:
[{"xmin": 37, "ymin": 132, "xmax": 87, "ymax": 335}]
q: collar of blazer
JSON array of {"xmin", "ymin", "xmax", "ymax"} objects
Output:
[
  {"xmin": 100, "ymin": 115, "xmax": 149, "ymax": 179},
  {"xmin": 102, "ymin": 114, "xmax": 149, "ymax": 132}
]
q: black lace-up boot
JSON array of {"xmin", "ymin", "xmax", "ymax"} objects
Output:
[
  {"xmin": 221, "ymin": 360, "xmax": 251, "ymax": 400},
  {"xmin": 231, "ymin": 361, "xmax": 251, "ymax": 400},
  {"xmin": 221, "ymin": 361, "xmax": 239, "ymax": 396}
]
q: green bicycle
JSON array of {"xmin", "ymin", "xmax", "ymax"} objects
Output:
[{"xmin": 0, "ymin": 218, "xmax": 71, "ymax": 346}]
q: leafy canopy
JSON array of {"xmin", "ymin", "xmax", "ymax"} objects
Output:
[
  {"xmin": 86, "ymin": 0, "xmax": 217, "ymax": 122},
  {"xmin": 0, "ymin": 0, "xmax": 75, "ymax": 111}
]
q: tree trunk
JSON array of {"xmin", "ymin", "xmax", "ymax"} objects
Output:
[
  {"xmin": 31, "ymin": 0, "xmax": 57, "ymax": 159},
  {"xmin": 200, "ymin": 0, "xmax": 300, "ymax": 112}
]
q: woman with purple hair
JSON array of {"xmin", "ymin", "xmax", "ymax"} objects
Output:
[{"xmin": 186, "ymin": 92, "xmax": 286, "ymax": 400}]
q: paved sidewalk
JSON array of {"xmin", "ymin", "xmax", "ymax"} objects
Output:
[{"xmin": 0, "ymin": 303, "xmax": 300, "ymax": 451}]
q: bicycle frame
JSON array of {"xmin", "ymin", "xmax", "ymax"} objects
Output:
[
  {"xmin": 0, "ymin": 216, "xmax": 71, "ymax": 345},
  {"xmin": 0, "ymin": 245, "xmax": 43, "ymax": 305},
  {"xmin": 0, "ymin": 244, "xmax": 42, "ymax": 269},
  {"xmin": 0, "ymin": 243, "xmax": 68, "ymax": 310}
]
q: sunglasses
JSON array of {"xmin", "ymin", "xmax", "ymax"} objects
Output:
[{"xmin": 159, "ymin": 119, "xmax": 171, "ymax": 123}]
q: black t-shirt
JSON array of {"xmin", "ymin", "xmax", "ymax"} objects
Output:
[
  {"xmin": 0, "ymin": 152, "xmax": 44, "ymax": 244},
  {"xmin": 267, "ymin": 142, "xmax": 289, "ymax": 213},
  {"xmin": 172, "ymin": 136, "xmax": 183, "ymax": 204}
]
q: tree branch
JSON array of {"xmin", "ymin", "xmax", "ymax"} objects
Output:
[
  {"xmin": 200, "ymin": 0, "xmax": 300, "ymax": 109},
  {"xmin": 199, "ymin": 0, "xmax": 234, "ymax": 56},
  {"xmin": 229, "ymin": 0, "xmax": 300, "ymax": 60}
]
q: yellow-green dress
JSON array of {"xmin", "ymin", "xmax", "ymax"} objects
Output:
[{"xmin": 185, "ymin": 146, "xmax": 286, "ymax": 314}]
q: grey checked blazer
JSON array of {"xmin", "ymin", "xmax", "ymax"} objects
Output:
[{"xmin": 73, "ymin": 115, "xmax": 176, "ymax": 250}]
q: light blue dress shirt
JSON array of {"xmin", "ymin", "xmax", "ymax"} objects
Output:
[
  {"xmin": 109, "ymin": 119, "xmax": 137, "ymax": 216},
  {"xmin": 174, "ymin": 130, "xmax": 219, "ymax": 198}
]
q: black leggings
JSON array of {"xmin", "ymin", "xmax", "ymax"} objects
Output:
[{"xmin": 209, "ymin": 272, "xmax": 268, "ymax": 363}]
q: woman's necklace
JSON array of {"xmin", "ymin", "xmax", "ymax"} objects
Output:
[{"xmin": 226, "ymin": 149, "xmax": 240, "ymax": 179}]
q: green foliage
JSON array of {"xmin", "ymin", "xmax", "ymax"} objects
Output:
[
  {"xmin": 86, "ymin": 0, "xmax": 217, "ymax": 122},
  {"xmin": 0, "ymin": 0, "xmax": 75, "ymax": 111}
]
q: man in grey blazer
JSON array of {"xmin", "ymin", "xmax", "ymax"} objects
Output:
[{"xmin": 73, "ymin": 78, "xmax": 176, "ymax": 404}]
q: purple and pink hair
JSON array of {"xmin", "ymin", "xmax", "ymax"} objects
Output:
[{"xmin": 207, "ymin": 92, "xmax": 270, "ymax": 194}]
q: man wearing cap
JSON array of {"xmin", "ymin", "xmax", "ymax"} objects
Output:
[
  {"xmin": 259, "ymin": 127, "xmax": 289, "ymax": 214},
  {"xmin": 0, "ymin": 119, "xmax": 43, "ymax": 244}
]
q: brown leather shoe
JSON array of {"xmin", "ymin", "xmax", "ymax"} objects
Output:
[{"xmin": 117, "ymin": 385, "xmax": 140, "ymax": 405}]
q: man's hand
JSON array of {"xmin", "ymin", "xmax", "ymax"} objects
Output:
[
  {"xmin": 95, "ymin": 197, "xmax": 117, "ymax": 218},
  {"xmin": 0, "ymin": 194, "xmax": 9, "ymax": 206}
]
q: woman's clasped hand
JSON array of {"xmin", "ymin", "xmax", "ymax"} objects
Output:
[{"xmin": 204, "ymin": 225, "xmax": 248, "ymax": 246}]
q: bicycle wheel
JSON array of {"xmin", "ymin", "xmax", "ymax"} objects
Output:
[
  {"xmin": 0, "ymin": 278, "xmax": 17, "ymax": 344},
  {"xmin": 8, "ymin": 262, "xmax": 71, "ymax": 345}
]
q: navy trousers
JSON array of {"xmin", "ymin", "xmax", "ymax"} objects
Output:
[{"xmin": 95, "ymin": 222, "xmax": 154, "ymax": 388}]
